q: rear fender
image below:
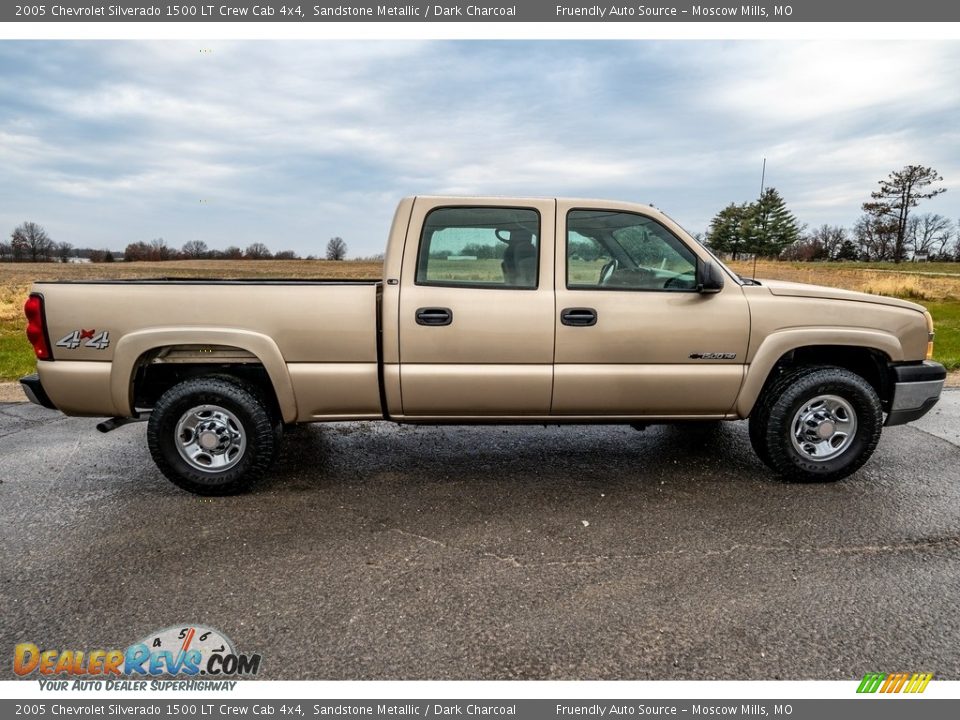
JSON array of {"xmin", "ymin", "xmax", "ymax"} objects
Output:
[{"xmin": 111, "ymin": 328, "xmax": 297, "ymax": 423}]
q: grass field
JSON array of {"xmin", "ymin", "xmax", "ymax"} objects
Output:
[
  {"xmin": 730, "ymin": 260, "xmax": 960, "ymax": 372},
  {"xmin": 1, "ymin": 258, "xmax": 958, "ymax": 381}
]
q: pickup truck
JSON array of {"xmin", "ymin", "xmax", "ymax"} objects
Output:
[{"xmin": 21, "ymin": 196, "xmax": 946, "ymax": 494}]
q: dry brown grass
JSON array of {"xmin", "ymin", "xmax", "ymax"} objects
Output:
[
  {"xmin": 859, "ymin": 276, "xmax": 933, "ymax": 301},
  {"xmin": 728, "ymin": 260, "xmax": 960, "ymax": 302}
]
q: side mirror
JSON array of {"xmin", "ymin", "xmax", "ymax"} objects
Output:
[{"xmin": 696, "ymin": 260, "xmax": 725, "ymax": 294}]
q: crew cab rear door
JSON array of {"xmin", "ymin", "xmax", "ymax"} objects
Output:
[{"xmin": 397, "ymin": 197, "xmax": 556, "ymax": 417}]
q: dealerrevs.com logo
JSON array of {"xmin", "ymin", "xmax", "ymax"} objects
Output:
[{"xmin": 14, "ymin": 625, "xmax": 261, "ymax": 689}]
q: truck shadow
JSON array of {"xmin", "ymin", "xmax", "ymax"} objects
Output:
[{"xmin": 262, "ymin": 420, "xmax": 766, "ymax": 495}]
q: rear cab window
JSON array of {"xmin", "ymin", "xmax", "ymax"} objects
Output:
[{"xmin": 416, "ymin": 206, "xmax": 541, "ymax": 289}]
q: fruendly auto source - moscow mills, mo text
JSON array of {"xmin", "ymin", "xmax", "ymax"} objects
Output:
[{"xmin": 16, "ymin": 4, "xmax": 795, "ymax": 20}]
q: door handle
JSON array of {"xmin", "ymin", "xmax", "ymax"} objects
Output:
[
  {"xmin": 560, "ymin": 307, "xmax": 597, "ymax": 327},
  {"xmin": 415, "ymin": 307, "xmax": 453, "ymax": 326}
]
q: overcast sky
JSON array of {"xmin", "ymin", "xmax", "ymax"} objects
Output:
[{"xmin": 1, "ymin": 40, "xmax": 957, "ymax": 257}]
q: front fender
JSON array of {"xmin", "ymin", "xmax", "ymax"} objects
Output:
[{"xmin": 735, "ymin": 327, "xmax": 903, "ymax": 418}]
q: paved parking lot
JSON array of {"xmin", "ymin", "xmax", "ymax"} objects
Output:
[{"xmin": 1, "ymin": 393, "xmax": 959, "ymax": 680}]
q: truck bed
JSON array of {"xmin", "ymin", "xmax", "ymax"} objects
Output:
[
  {"xmin": 33, "ymin": 279, "xmax": 385, "ymax": 421},
  {"xmin": 35, "ymin": 279, "xmax": 381, "ymax": 363}
]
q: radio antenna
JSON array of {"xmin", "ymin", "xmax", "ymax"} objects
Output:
[{"xmin": 753, "ymin": 157, "xmax": 766, "ymax": 280}]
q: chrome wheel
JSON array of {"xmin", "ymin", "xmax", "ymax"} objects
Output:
[
  {"xmin": 790, "ymin": 394, "xmax": 857, "ymax": 461},
  {"xmin": 175, "ymin": 404, "xmax": 246, "ymax": 472}
]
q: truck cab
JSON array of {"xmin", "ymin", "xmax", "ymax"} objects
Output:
[{"xmin": 382, "ymin": 197, "xmax": 746, "ymax": 420}]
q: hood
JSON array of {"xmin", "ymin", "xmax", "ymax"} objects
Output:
[{"xmin": 758, "ymin": 279, "xmax": 925, "ymax": 312}]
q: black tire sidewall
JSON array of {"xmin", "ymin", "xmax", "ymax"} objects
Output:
[
  {"xmin": 764, "ymin": 368, "xmax": 883, "ymax": 482},
  {"xmin": 147, "ymin": 378, "xmax": 276, "ymax": 495}
]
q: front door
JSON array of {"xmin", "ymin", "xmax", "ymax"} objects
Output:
[
  {"xmin": 398, "ymin": 198, "xmax": 556, "ymax": 417},
  {"xmin": 552, "ymin": 202, "xmax": 750, "ymax": 417}
]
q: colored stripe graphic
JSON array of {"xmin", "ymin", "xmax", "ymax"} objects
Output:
[
  {"xmin": 879, "ymin": 673, "xmax": 896, "ymax": 693},
  {"xmin": 890, "ymin": 673, "xmax": 909, "ymax": 693},
  {"xmin": 857, "ymin": 673, "xmax": 885, "ymax": 693},
  {"xmin": 911, "ymin": 673, "xmax": 934, "ymax": 693},
  {"xmin": 857, "ymin": 672, "xmax": 932, "ymax": 694},
  {"xmin": 904, "ymin": 674, "xmax": 922, "ymax": 693}
]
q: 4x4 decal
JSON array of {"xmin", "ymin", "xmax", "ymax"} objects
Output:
[{"xmin": 56, "ymin": 329, "xmax": 110, "ymax": 350}]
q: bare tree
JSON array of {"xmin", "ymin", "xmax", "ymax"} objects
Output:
[
  {"xmin": 245, "ymin": 242, "xmax": 272, "ymax": 259},
  {"xmin": 326, "ymin": 236, "xmax": 347, "ymax": 261},
  {"xmin": 0, "ymin": 240, "xmax": 10, "ymax": 261},
  {"xmin": 273, "ymin": 250, "xmax": 299, "ymax": 260},
  {"xmin": 862, "ymin": 165, "xmax": 946, "ymax": 263},
  {"xmin": 124, "ymin": 241, "xmax": 151, "ymax": 261},
  {"xmin": 181, "ymin": 240, "xmax": 209, "ymax": 259},
  {"xmin": 854, "ymin": 214, "xmax": 897, "ymax": 261},
  {"xmin": 57, "ymin": 241, "xmax": 73, "ymax": 263},
  {"xmin": 12, "ymin": 221, "xmax": 54, "ymax": 262},
  {"xmin": 908, "ymin": 213, "xmax": 953, "ymax": 259},
  {"xmin": 10, "ymin": 232, "xmax": 26, "ymax": 261},
  {"xmin": 222, "ymin": 246, "xmax": 243, "ymax": 259},
  {"xmin": 150, "ymin": 238, "xmax": 172, "ymax": 261},
  {"xmin": 806, "ymin": 224, "xmax": 847, "ymax": 260}
]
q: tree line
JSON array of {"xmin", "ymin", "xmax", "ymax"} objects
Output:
[
  {"xmin": 707, "ymin": 164, "xmax": 955, "ymax": 263},
  {"xmin": 5, "ymin": 164, "xmax": 954, "ymax": 265},
  {"xmin": 0, "ymin": 230, "xmax": 350, "ymax": 263}
]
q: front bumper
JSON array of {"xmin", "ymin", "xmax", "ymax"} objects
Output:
[
  {"xmin": 19, "ymin": 373, "xmax": 56, "ymax": 410},
  {"xmin": 885, "ymin": 361, "xmax": 946, "ymax": 426}
]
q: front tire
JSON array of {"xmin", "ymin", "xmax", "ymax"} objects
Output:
[
  {"xmin": 147, "ymin": 377, "xmax": 279, "ymax": 495},
  {"xmin": 749, "ymin": 366, "xmax": 883, "ymax": 482}
]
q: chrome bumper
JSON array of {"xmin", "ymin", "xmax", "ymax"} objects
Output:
[{"xmin": 885, "ymin": 361, "xmax": 946, "ymax": 426}]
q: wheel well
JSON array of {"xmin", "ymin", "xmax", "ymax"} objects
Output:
[
  {"xmin": 131, "ymin": 346, "xmax": 282, "ymax": 420},
  {"xmin": 758, "ymin": 345, "xmax": 892, "ymax": 411}
]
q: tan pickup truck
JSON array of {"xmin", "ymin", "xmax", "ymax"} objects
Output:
[{"xmin": 21, "ymin": 196, "xmax": 946, "ymax": 494}]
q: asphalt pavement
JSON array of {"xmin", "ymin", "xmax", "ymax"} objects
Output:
[{"xmin": 1, "ymin": 393, "xmax": 959, "ymax": 680}]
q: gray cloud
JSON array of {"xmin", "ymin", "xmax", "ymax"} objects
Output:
[{"xmin": 0, "ymin": 40, "xmax": 957, "ymax": 256}]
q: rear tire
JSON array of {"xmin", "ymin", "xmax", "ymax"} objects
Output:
[
  {"xmin": 749, "ymin": 366, "xmax": 883, "ymax": 482},
  {"xmin": 147, "ymin": 377, "xmax": 280, "ymax": 495}
]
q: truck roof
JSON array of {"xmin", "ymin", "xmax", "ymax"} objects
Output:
[{"xmin": 405, "ymin": 195, "xmax": 664, "ymax": 216}]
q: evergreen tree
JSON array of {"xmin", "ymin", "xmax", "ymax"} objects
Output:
[
  {"xmin": 707, "ymin": 202, "xmax": 752, "ymax": 259},
  {"xmin": 835, "ymin": 239, "xmax": 860, "ymax": 261},
  {"xmin": 749, "ymin": 187, "xmax": 801, "ymax": 257},
  {"xmin": 707, "ymin": 189, "xmax": 801, "ymax": 259}
]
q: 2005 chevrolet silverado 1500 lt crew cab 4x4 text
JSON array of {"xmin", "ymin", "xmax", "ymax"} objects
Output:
[{"xmin": 20, "ymin": 196, "xmax": 946, "ymax": 494}]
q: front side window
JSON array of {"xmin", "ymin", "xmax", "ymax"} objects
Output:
[
  {"xmin": 416, "ymin": 207, "xmax": 540, "ymax": 288},
  {"xmin": 567, "ymin": 210, "xmax": 698, "ymax": 291}
]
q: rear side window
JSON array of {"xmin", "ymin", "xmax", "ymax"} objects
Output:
[{"xmin": 416, "ymin": 206, "xmax": 540, "ymax": 289}]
